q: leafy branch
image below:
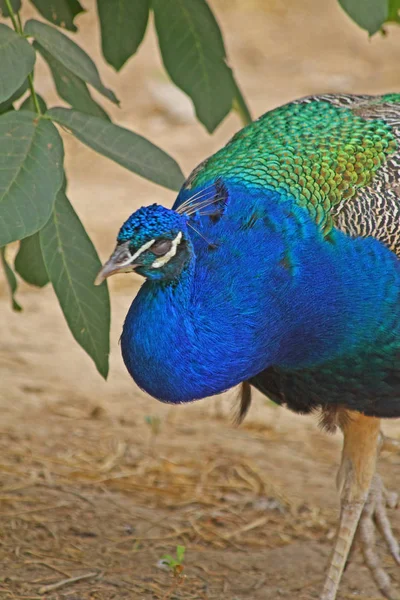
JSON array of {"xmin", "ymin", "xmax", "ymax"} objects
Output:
[{"xmin": 0, "ymin": 0, "xmax": 251, "ymax": 377}]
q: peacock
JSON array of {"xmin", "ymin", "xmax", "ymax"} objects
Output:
[{"xmin": 96, "ymin": 93, "xmax": 400, "ymax": 600}]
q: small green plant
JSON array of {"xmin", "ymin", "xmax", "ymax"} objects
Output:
[{"xmin": 159, "ymin": 545, "xmax": 186, "ymax": 577}]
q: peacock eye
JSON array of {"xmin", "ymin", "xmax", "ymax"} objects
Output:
[{"xmin": 152, "ymin": 239, "xmax": 172, "ymax": 256}]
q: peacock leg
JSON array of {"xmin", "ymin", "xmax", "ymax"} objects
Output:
[
  {"xmin": 319, "ymin": 411, "xmax": 381, "ymax": 600},
  {"xmin": 358, "ymin": 474, "xmax": 400, "ymax": 599}
]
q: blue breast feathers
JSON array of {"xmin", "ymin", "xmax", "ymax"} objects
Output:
[{"xmin": 121, "ymin": 181, "xmax": 400, "ymax": 404}]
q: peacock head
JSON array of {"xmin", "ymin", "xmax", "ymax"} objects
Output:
[{"xmin": 95, "ymin": 204, "xmax": 192, "ymax": 284}]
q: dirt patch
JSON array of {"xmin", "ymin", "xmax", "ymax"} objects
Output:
[{"xmin": 1, "ymin": 1, "xmax": 400, "ymax": 598}]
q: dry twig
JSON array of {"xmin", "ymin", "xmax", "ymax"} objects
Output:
[{"xmin": 38, "ymin": 571, "xmax": 99, "ymax": 594}]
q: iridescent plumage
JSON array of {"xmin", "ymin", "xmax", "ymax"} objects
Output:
[
  {"xmin": 99, "ymin": 93, "xmax": 400, "ymax": 600},
  {"xmin": 185, "ymin": 93, "xmax": 400, "ymax": 252}
]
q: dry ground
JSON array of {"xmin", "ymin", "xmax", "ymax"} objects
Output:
[{"xmin": 1, "ymin": 1, "xmax": 400, "ymax": 598}]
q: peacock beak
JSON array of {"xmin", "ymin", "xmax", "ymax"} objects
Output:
[{"xmin": 94, "ymin": 242, "xmax": 137, "ymax": 286}]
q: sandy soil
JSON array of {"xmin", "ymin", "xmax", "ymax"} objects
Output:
[{"xmin": 1, "ymin": 1, "xmax": 400, "ymax": 598}]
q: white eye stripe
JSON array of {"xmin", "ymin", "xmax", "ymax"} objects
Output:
[
  {"xmin": 152, "ymin": 231, "xmax": 182, "ymax": 268},
  {"xmin": 131, "ymin": 239, "xmax": 156, "ymax": 262},
  {"xmin": 120, "ymin": 238, "xmax": 155, "ymax": 267}
]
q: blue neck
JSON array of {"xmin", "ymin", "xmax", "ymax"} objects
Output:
[{"xmin": 121, "ymin": 184, "xmax": 400, "ymax": 403}]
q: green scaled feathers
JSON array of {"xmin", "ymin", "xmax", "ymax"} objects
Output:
[{"xmin": 188, "ymin": 94, "xmax": 399, "ymax": 236}]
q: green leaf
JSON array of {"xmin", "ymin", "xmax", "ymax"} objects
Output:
[
  {"xmin": 29, "ymin": 0, "xmax": 84, "ymax": 32},
  {"xmin": 15, "ymin": 232, "xmax": 49, "ymax": 287},
  {"xmin": 338, "ymin": 0, "xmax": 388, "ymax": 34},
  {"xmin": 34, "ymin": 42, "xmax": 109, "ymax": 120},
  {"xmin": 20, "ymin": 92, "xmax": 47, "ymax": 113},
  {"xmin": 1, "ymin": 246, "xmax": 22, "ymax": 311},
  {"xmin": 48, "ymin": 107, "xmax": 185, "ymax": 191},
  {"xmin": 0, "ymin": 111, "xmax": 64, "ymax": 246},
  {"xmin": 39, "ymin": 189, "xmax": 110, "ymax": 377},
  {"xmin": 176, "ymin": 545, "xmax": 185, "ymax": 563},
  {"xmin": 97, "ymin": 0, "xmax": 150, "ymax": 70},
  {"xmin": 24, "ymin": 19, "xmax": 119, "ymax": 105},
  {"xmin": 388, "ymin": 0, "xmax": 400, "ymax": 23},
  {"xmin": 0, "ymin": 78, "xmax": 28, "ymax": 115},
  {"xmin": 0, "ymin": 0, "xmax": 21, "ymax": 18},
  {"xmin": 0, "ymin": 24, "xmax": 36, "ymax": 104},
  {"xmin": 152, "ymin": 0, "xmax": 235, "ymax": 132}
]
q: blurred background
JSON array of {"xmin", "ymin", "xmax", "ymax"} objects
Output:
[{"xmin": 1, "ymin": 0, "xmax": 400, "ymax": 598}]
